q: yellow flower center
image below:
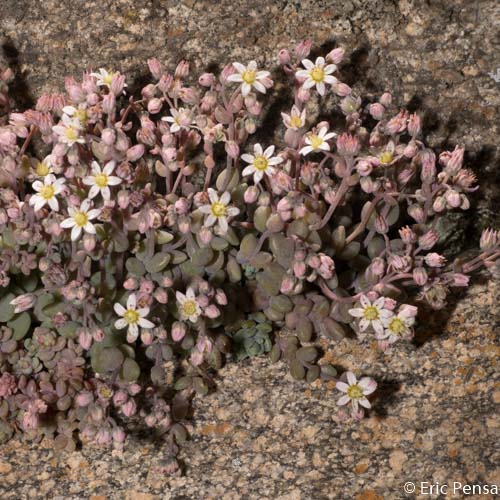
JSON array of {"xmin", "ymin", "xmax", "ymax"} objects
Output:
[
  {"xmin": 211, "ymin": 201, "xmax": 227, "ymax": 218},
  {"xmin": 65, "ymin": 127, "xmax": 79, "ymax": 142},
  {"xmin": 103, "ymin": 73, "xmax": 114, "ymax": 86},
  {"xmin": 310, "ymin": 66, "xmax": 325, "ymax": 83},
  {"xmin": 309, "ymin": 134, "xmax": 324, "ymax": 150},
  {"xmin": 40, "ymin": 185, "xmax": 55, "ymax": 200},
  {"xmin": 36, "ymin": 162, "xmax": 50, "ymax": 177},
  {"xmin": 380, "ymin": 151, "xmax": 393, "ymax": 164},
  {"xmin": 73, "ymin": 211, "xmax": 88, "ymax": 227},
  {"xmin": 75, "ymin": 109, "xmax": 88, "ymax": 123},
  {"xmin": 347, "ymin": 384, "xmax": 364, "ymax": 400},
  {"xmin": 98, "ymin": 387, "xmax": 113, "ymax": 399},
  {"xmin": 388, "ymin": 317, "xmax": 405, "ymax": 335},
  {"xmin": 242, "ymin": 69, "xmax": 257, "ymax": 84},
  {"xmin": 124, "ymin": 309, "xmax": 139, "ymax": 324},
  {"xmin": 94, "ymin": 173, "xmax": 109, "ymax": 188},
  {"xmin": 181, "ymin": 300, "xmax": 197, "ymax": 317},
  {"xmin": 253, "ymin": 155, "xmax": 269, "ymax": 171},
  {"xmin": 363, "ymin": 305, "xmax": 379, "ymax": 321},
  {"xmin": 290, "ymin": 115, "xmax": 303, "ymax": 128}
]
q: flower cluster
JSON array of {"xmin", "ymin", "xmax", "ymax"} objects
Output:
[{"xmin": 0, "ymin": 41, "xmax": 498, "ymax": 464}]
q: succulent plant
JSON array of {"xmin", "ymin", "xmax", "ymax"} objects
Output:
[{"xmin": 0, "ymin": 41, "xmax": 497, "ymax": 471}]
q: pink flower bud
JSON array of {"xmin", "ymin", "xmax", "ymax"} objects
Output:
[
  {"xmin": 171, "ymin": 321, "xmax": 187, "ymax": 342},
  {"xmin": 123, "ymin": 277, "xmax": 139, "ymax": 290},
  {"xmin": 280, "ymin": 276, "xmax": 295, "ymax": 294},
  {"xmin": 452, "ymin": 273, "xmax": 469, "ymax": 287},
  {"xmin": 147, "ymin": 98, "xmax": 163, "ymax": 114},
  {"xmin": 204, "ymin": 305, "xmax": 220, "ymax": 319},
  {"xmin": 440, "ymin": 146, "xmax": 464, "ymax": 177},
  {"xmin": 102, "ymin": 93, "xmax": 116, "ymax": 114},
  {"xmin": 110, "ymin": 74, "xmax": 126, "ymax": 96},
  {"xmin": 117, "ymin": 190, "xmax": 129, "ymax": 209},
  {"xmin": 326, "ymin": 47, "xmax": 345, "ymax": 64},
  {"xmin": 113, "ymin": 427, "xmax": 126, "ymax": 443},
  {"xmin": 128, "ymin": 383, "xmax": 141, "ymax": 395},
  {"xmin": 418, "ymin": 229, "xmax": 439, "ymax": 250},
  {"xmin": 369, "ymin": 103, "xmax": 385, "ymax": 120},
  {"xmin": 408, "ymin": 204, "xmax": 425, "ymax": 223},
  {"xmin": 408, "ymin": 113, "xmax": 421, "ymax": 136},
  {"xmin": 336, "ymin": 133, "xmax": 360, "ymax": 156},
  {"xmin": 147, "ymin": 58, "xmax": 163, "ymax": 80},
  {"xmin": 424, "ymin": 252, "xmax": 446, "ymax": 267},
  {"xmin": 445, "ymin": 189, "xmax": 461, "ymax": 208},
  {"xmin": 433, "ymin": 196, "xmax": 446, "ymax": 213},
  {"xmin": 141, "ymin": 330, "xmax": 154, "ymax": 345},
  {"xmin": 278, "ymin": 49, "xmax": 291, "ymax": 65},
  {"xmin": 479, "ymin": 228, "xmax": 498, "ymax": 251},
  {"xmin": 333, "ymin": 83, "xmax": 352, "ymax": 97},
  {"xmin": 244, "ymin": 185, "xmax": 259, "ymax": 204},
  {"xmin": 399, "ymin": 226, "xmax": 417, "ymax": 244},
  {"xmin": 154, "ymin": 287, "xmax": 168, "ymax": 304},
  {"xmin": 113, "ymin": 390, "xmax": 128, "ymax": 406},
  {"xmin": 175, "ymin": 60, "xmax": 189, "ymax": 79},
  {"xmin": 225, "ymin": 140, "xmax": 239, "ymax": 159},
  {"xmin": 198, "ymin": 72, "xmax": 215, "ymax": 87},
  {"xmin": 93, "ymin": 328, "xmax": 105, "ymax": 342},
  {"xmin": 121, "ymin": 399, "xmax": 137, "ymax": 417},
  {"xmin": 215, "ymin": 289, "xmax": 227, "ymax": 305},
  {"xmin": 76, "ymin": 391, "xmax": 94, "ymax": 407},
  {"xmin": 420, "ymin": 149, "xmax": 436, "ymax": 183},
  {"xmin": 127, "ymin": 144, "xmax": 145, "ymax": 162},
  {"xmin": 294, "ymin": 40, "xmax": 313, "ymax": 59},
  {"xmin": 96, "ymin": 428, "xmax": 112, "ymax": 445},
  {"xmin": 10, "ymin": 293, "xmax": 36, "ymax": 314},
  {"xmin": 379, "ymin": 92, "xmax": 392, "ymax": 107},
  {"xmin": 78, "ymin": 330, "xmax": 93, "ymax": 350},
  {"xmin": 83, "ymin": 233, "xmax": 96, "ymax": 252},
  {"xmin": 101, "ymin": 128, "xmax": 116, "ymax": 145},
  {"xmin": 297, "ymin": 87, "xmax": 310, "ymax": 103}
]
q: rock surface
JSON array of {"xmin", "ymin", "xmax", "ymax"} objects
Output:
[{"xmin": 0, "ymin": 0, "xmax": 499, "ymax": 498}]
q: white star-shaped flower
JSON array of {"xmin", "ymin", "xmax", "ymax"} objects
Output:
[
  {"xmin": 241, "ymin": 143, "xmax": 284, "ymax": 184},
  {"xmin": 336, "ymin": 371, "xmax": 377, "ymax": 413},
  {"xmin": 198, "ymin": 188, "xmax": 240, "ymax": 233},
  {"xmin": 295, "ymin": 57, "xmax": 337, "ymax": 96},
  {"xmin": 52, "ymin": 114, "xmax": 85, "ymax": 146},
  {"xmin": 83, "ymin": 160, "xmax": 122, "ymax": 201},
  {"xmin": 114, "ymin": 294, "xmax": 154, "ymax": 342},
  {"xmin": 299, "ymin": 127, "xmax": 337, "ymax": 156},
  {"xmin": 90, "ymin": 68, "xmax": 115, "ymax": 88},
  {"xmin": 348, "ymin": 294, "xmax": 393, "ymax": 335},
  {"xmin": 29, "ymin": 174, "xmax": 66, "ymax": 212},
  {"xmin": 176, "ymin": 287, "xmax": 202, "ymax": 323},
  {"xmin": 60, "ymin": 199, "xmax": 101, "ymax": 241},
  {"xmin": 281, "ymin": 105, "xmax": 306, "ymax": 131},
  {"xmin": 378, "ymin": 305, "xmax": 417, "ymax": 343},
  {"xmin": 161, "ymin": 108, "xmax": 194, "ymax": 133},
  {"xmin": 227, "ymin": 61, "xmax": 270, "ymax": 96}
]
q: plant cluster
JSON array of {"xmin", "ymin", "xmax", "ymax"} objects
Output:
[{"xmin": 0, "ymin": 41, "xmax": 498, "ymax": 468}]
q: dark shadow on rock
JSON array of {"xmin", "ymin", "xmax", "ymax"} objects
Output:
[
  {"xmin": 370, "ymin": 378, "xmax": 401, "ymax": 418},
  {"xmin": 2, "ymin": 38, "xmax": 35, "ymax": 110}
]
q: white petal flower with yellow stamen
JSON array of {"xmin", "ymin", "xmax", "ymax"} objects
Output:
[
  {"xmin": 33, "ymin": 155, "xmax": 53, "ymax": 178},
  {"xmin": 114, "ymin": 294, "xmax": 154, "ymax": 342},
  {"xmin": 83, "ymin": 160, "xmax": 122, "ymax": 201},
  {"xmin": 90, "ymin": 68, "xmax": 115, "ymax": 88},
  {"xmin": 161, "ymin": 108, "xmax": 193, "ymax": 133},
  {"xmin": 198, "ymin": 188, "xmax": 240, "ymax": 234},
  {"xmin": 336, "ymin": 371, "xmax": 377, "ymax": 414},
  {"xmin": 348, "ymin": 294, "xmax": 393, "ymax": 335},
  {"xmin": 62, "ymin": 104, "xmax": 89, "ymax": 125},
  {"xmin": 176, "ymin": 287, "xmax": 202, "ymax": 323},
  {"xmin": 281, "ymin": 105, "xmax": 306, "ymax": 131},
  {"xmin": 52, "ymin": 114, "xmax": 85, "ymax": 146},
  {"xmin": 241, "ymin": 143, "xmax": 284, "ymax": 184},
  {"xmin": 29, "ymin": 174, "xmax": 66, "ymax": 212},
  {"xmin": 378, "ymin": 305, "xmax": 417, "ymax": 343},
  {"xmin": 299, "ymin": 127, "xmax": 337, "ymax": 156},
  {"xmin": 295, "ymin": 56, "xmax": 337, "ymax": 96},
  {"xmin": 60, "ymin": 199, "xmax": 101, "ymax": 241},
  {"xmin": 227, "ymin": 61, "xmax": 271, "ymax": 97}
]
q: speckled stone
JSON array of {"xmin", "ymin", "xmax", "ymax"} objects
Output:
[{"xmin": 0, "ymin": 1, "xmax": 499, "ymax": 498}]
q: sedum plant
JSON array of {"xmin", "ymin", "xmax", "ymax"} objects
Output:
[{"xmin": 0, "ymin": 41, "xmax": 498, "ymax": 469}]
